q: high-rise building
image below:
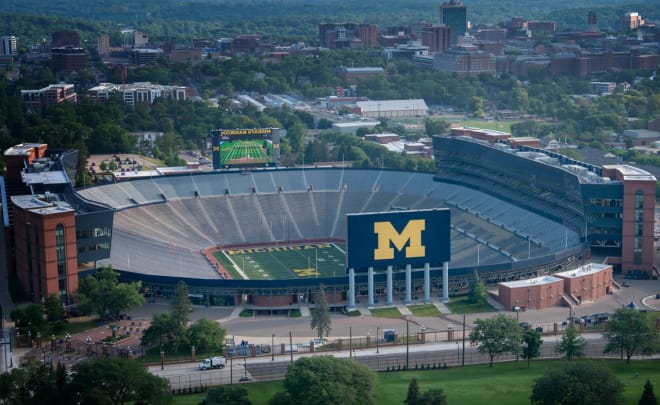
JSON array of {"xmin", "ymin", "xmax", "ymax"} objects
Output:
[
  {"xmin": 620, "ymin": 12, "xmax": 644, "ymax": 31},
  {"xmin": 51, "ymin": 46, "xmax": 87, "ymax": 72},
  {"xmin": 1, "ymin": 36, "xmax": 17, "ymax": 56},
  {"xmin": 97, "ymin": 34, "xmax": 110, "ymax": 55},
  {"xmin": 422, "ymin": 25, "xmax": 452, "ymax": 53},
  {"xmin": 319, "ymin": 23, "xmax": 377, "ymax": 49},
  {"xmin": 51, "ymin": 31, "xmax": 80, "ymax": 47},
  {"xmin": 588, "ymin": 11, "xmax": 598, "ymax": 33},
  {"xmin": 439, "ymin": 0, "xmax": 467, "ymax": 44},
  {"xmin": 434, "ymin": 45, "xmax": 495, "ymax": 76}
]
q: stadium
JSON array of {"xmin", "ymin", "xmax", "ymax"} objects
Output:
[
  {"xmin": 75, "ymin": 148, "xmax": 585, "ymax": 308},
  {"xmin": 6, "ymin": 134, "xmax": 655, "ymax": 309}
]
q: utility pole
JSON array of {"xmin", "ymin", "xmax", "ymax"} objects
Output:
[{"xmin": 462, "ymin": 313, "xmax": 466, "ymax": 367}]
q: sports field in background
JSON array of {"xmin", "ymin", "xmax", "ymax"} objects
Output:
[
  {"xmin": 213, "ymin": 243, "xmax": 346, "ymax": 280},
  {"xmin": 220, "ymin": 139, "xmax": 272, "ymax": 166}
]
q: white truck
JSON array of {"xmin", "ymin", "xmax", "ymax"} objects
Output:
[{"xmin": 198, "ymin": 356, "xmax": 226, "ymax": 370}]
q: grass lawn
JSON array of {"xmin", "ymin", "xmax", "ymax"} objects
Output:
[
  {"xmin": 174, "ymin": 360, "xmax": 660, "ymax": 405},
  {"xmin": 445, "ymin": 295, "xmax": 496, "ymax": 314},
  {"xmin": 59, "ymin": 319, "xmax": 99, "ymax": 336},
  {"xmin": 461, "ymin": 119, "xmax": 521, "ymax": 133},
  {"xmin": 172, "ymin": 380, "xmax": 283, "ymax": 405},
  {"xmin": 407, "ymin": 304, "xmax": 441, "ymax": 317},
  {"xmin": 375, "ymin": 359, "xmax": 659, "ymax": 405},
  {"xmin": 370, "ymin": 307, "xmax": 403, "ymax": 318}
]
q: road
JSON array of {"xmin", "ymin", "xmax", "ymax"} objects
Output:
[{"xmin": 150, "ymin": 333, "xmax": 619, "ymax": 390}]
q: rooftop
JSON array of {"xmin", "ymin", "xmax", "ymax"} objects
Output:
[
  {"xmin": 555, "ymin": 263, "xmax": 610, "ymax": 278},
  {"xmin": 602, "ymin": 164, "xmax": 657, "ymax": 182},
  {"xmin": 500, "ymin": 275, "xmax": 562, "ymax": 288},
  {"xmin": 356, "ymin": 99, "xmax": 428, "ymax": 112},
  {"xmin": 22, "ymin": 171, "xmax": 69, "ymax": 185},
  {"xmin": 4, "ymin": 143, "xmax": 46, "ymax": 156},
  {"xmin": 11, "ymin": 194, "xmax": 74, "ymax": 213}
]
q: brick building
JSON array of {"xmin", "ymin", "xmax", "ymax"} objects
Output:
[
  {"xmin": 319, "ymin": 23, "xmax": 378, "ymax": 49},
  {"xmin": 498, "ymin": 276, "xmax": 564, "ymax": 311},
  {"xmin": 51, "ymin": 46, "xmax": 87, "ymax": 72},
  {"xmin": 421, "ymin": 25, "xmax": 452, "ymax": 53},
  {"xmin": 497, "ymin": 263, "xmax": 613, "ymax": 310},
  {"xmin": 12, "ymin": 194, "xmax": 79, "ymax": 304},
  {"xmin": 21, "ymin": 84, "xmax": 78, "ymax": 112},
  {"xmin": 2, "ymin": 144, "xmax": 114, "ymax": 304},
  {"xmin": 555, "ymin": 264, "xmax": 613, "ymax": 304}
]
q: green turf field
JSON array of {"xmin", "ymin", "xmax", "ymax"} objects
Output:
[
  {"xmin": 220, "ymin": 139, "xmax": 272, "ymax": 166},
  {"xmin": 213, "ymin": 243, "xmax": 346, "ymax": 280}
]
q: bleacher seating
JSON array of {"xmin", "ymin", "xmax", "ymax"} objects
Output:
[{"xmin": 81, "ymin": 169, "xmax": 579, "ymax": 279}]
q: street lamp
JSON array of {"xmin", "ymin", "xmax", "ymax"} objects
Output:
[
  {"xmin": 376, "ymin": 326, "xmax": 380, "ymax": 354},
  {"xmin": 271, "ymin": 334, "xmax": 275, "ymax": 361}
]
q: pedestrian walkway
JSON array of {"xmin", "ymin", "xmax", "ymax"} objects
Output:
[
  {"xmin": 486, "ymin": 296, "xmax": 507, "ymax": 311},
  {"xmin": 398, "ymin": 305, "xmax": 412, "ymax": 316},
  {"xmin": 218, "ymin": 307, "xmax": 247, "ymax": 323},
  {"xmin": 433, "ymin": 301, "xmax": 451, "ymax": 314},
  {"xmin": 299, "ymin": 306, "xmax": 310, "ymax": 317},
  {"xmin": 641, "ymin": 294, "xmax": 660, "ymax": 310}
]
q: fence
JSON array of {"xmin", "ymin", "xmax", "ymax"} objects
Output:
[{"xmin": 163, "ymin": 339, "xmax": 628, "ymax": 391}]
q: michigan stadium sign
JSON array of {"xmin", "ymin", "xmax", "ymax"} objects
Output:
[
  {"xmin": 210, "ymin": 128, "xmax": 283, "ymax": 169},
  {"xmin": 346, "ymin": 209, "xmax": 450, "ymax": 271}
]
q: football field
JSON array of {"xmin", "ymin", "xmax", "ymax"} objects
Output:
[
  {"xmin": 213, "ymin": 243, "xmax": 346, "ymax": 280},
  {"xmin": 220, "ymin": 139, "xmax": 272, "ymax": 166}
]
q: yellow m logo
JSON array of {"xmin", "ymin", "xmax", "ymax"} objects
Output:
[{"xmin": 373, "ymin": 220, "xmax": 425, "ymax": 260}]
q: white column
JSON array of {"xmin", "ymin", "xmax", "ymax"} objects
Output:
[
  {"xmin": 442, "ymin": 261, "xmax": 449, "ymax": 303},
  {"xmin": 348, "ymin": 268, "xmax": 356, "ymax": 309},
  {"xmin": 386, "ymin": 265, "xmax": 393, "ymax": 306},
  {"xmin": 405, "ymin": 264, "xmax": 412, "ymax": 304},
  {"xmin": 367, "ymin": 267, "xmax": 374, "ymax": 307},
  {"xmin": 424, "ymin": 263, "xmax": 430, "ymax": 303}
]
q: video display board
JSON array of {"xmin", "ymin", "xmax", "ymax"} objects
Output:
[
  {"xmin": 346, "ymin": 209, "xmax": 451, "ymax": 271},
  {"xmin": 211, "ymin": 128, "xmax": 282, "ymax": 169}
]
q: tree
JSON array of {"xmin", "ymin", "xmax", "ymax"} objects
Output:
[
  {"xmin": 530, "ymin": 362, "xmax": 624, "ymax": 405},
  {"xmin": 71, "ymin": 357, "xmax": 172, "ymax": 405},
  {"xmin": 274, "ymin": 356, "xmax": 376, "ymax": 405},
  {"xmin": 170, "ymin": 281, "xmax": 192, "ymax": 350},
  {"xmin": 405, "ymin": 378, "xmax": 420, "ymax": 405},
  {"xmin": 469, "ymin": 314, "xmax": 521, "ymax": 367},
  {"xmin": 10, "ymin": 304, "xmax": 46, "ymax": 336},
  {"xmin": 171, "ymin": 281, "xmax": 192, "ymax": 331},
  {"xmin": 186, "ymin": 318, "xmax": 226, "ymax": 353},
  {"xmin": 43, "ymin": 294, "xmax": 63, "ymax": 322},
  {"xmin": 142, "ymin": 312, "xmax": 177, "ymax": 347},
  {"xmin": 420, "ymin": 389, "xmax": 448, "ymax": 405},
  {"xmin": 468, "ymin": 270, "xmax": 487, "ymax": 306},
  {"xmin": 76, "ymin": 266, "xmax": 144, "ymax": 320},
  {"xmin": 603, "ymin": 307, "xmax": 659, "ymax": 364},
  {"xmin": 424, "ymin": 118, "xmax": 449, "ymax": 136},
  {"xmin": 310, "ymin": 285, "xmax": 331, "ymax": 339},
  {"xmin": 200, "ymin": 385, "xmax": 251, "ymax": 405},
  {"xmin": 0, "ymin": 359, "xmax": 66, "ymax": 405},
  {"xmin": 404, "ymin": 379, "xmax": 448, "ymax": 405},
  {"xmin": 639, "ymin": 379, "xmax": 658, "ymax": 405},
  {"xmin": 556, "ymin": 323, "xmax": 585, "ymax": 361},
  {"xmin": 521, "ymin": 329, "xmax": 543, "ymax": 368}
]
